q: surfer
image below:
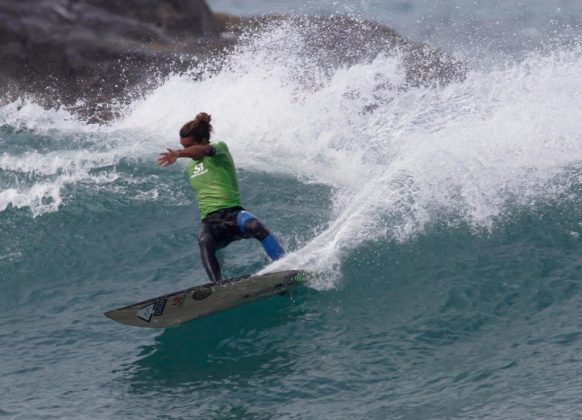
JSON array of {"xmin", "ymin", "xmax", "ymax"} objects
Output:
[{"xmin": 157, "ymin": 112, "xmax": 285, "ymax": 283}]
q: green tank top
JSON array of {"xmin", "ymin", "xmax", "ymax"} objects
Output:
[{"xmin": 186, "ymin": 141, "xmax": 241, "ymax": 219}]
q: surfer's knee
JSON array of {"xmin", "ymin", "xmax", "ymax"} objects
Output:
[
  {"xmin": 237, "ymin": 211, "xmax": 267, "ymax": 239},
  {"xmin": 197, "ymin": 231, "xmax": 221, "ymax": 282},
  {"xmin": 246, "ymin": 220, "xmax": 285, "ymax": 260},
  {"xmin": 197, "ymin": 231, "xmax": 215, "ymax": 251},
  {"xmin": 243, "ymin": 218, "xmax": 270, "ymax": 240},
  {"xmin": 237, "ymin": 210, "xmax": 284, "ymax": 260}
]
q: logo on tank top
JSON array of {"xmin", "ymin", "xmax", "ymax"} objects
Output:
[{"xmin": 191, "ymin": 162, "xmax": 208, "ymax": 178}]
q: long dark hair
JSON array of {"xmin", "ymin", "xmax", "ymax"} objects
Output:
[{"xmin": 179, "ymin": 112, "xmax": 212, "ymax": 142}]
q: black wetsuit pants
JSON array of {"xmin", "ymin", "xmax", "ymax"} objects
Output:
[{"xmin": 198, "ymin": 206, "xmax": 272, "ymax": 283}]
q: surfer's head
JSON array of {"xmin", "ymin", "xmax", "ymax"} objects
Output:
[{"xmin": 180, "ymin": 112, "xmax": 212, "ymax": 146}]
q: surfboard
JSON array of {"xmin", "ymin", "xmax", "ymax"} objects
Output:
[{"xmin": 104, "ymin": 270, "xmax": 306, "ymax": 328}]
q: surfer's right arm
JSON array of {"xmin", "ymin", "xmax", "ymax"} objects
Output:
[{"xmin": 157, "ymin": 145, "xmax": 215, "ymax": 167}]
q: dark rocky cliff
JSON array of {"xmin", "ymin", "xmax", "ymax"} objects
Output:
[
  {"xmin": 0, "ymin": 0, "xmax": 465, "ymax": 121},
  {"xmin": 0, "ymin": 0, "xmax": 224, "ymax": 114}
]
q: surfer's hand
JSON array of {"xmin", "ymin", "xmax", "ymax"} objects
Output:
[{"xmin": 158, "ymin": 149, "xmax": 178, "ymax": 166}]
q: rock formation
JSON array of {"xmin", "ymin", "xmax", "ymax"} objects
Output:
[{"xmin": 0, "ymin": 0, "xmax": 465, "ymax": 121}]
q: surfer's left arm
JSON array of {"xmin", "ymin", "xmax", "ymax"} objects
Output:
[{"xmin": 158, "ymin": 145, "xmax": 215, "ymax": 166}]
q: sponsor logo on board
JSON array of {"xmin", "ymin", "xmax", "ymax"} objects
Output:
[
  {"xmin": 192, "ymin": 287, "xmax": 212, "ymax": 300},
  {"xmin": 172, "ymin": 295, "xmax": 185, "ymax": 307},
  {"xmin": 153, "ymin": 298, "xmax": 167, "ymax": 317},
  {"xmin": 293, "ymin": 272, "xmax": 304, "ymax": 283},
  {"xmin": 137, "ymin": 303, "xmax": 155, "ymax": 322},
  {"xmin": 136, "ymin": 298, "xmax": 167, "ymax": 323}
]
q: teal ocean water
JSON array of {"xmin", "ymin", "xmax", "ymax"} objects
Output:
[{"xmin": 3, "ymin": 2, "xmax": 582, "ymax": 418}]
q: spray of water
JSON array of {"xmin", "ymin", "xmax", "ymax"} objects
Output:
[{"xmin": 2, "ymin": 22, "xmax": 582, "ymax": 285}]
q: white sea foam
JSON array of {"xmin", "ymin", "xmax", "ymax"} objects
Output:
[
  {"xmin": 0, "ymin": 99, "xmax": 99, "ymax": 133},
  {"xmin": 2, "ymin": 24, "xmax": 582, "ymax": 286}
]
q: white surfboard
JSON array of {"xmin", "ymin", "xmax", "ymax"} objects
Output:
[{"xmin": 104, "ymin": 270, "xmax": 306, "ymax": 328}]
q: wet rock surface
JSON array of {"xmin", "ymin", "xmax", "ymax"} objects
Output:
[{"xmin": 0, "ymin": 0, "xmax": 465, "ymax": 121}]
